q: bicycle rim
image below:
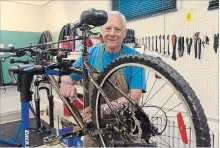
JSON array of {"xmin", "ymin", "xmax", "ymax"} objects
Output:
[{"xmin": 91, "ymin": 54, "xmax": 210, "ymax": 147}]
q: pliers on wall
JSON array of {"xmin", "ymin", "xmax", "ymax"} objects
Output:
[
  {"xmin": 186, "ymin": 37, "xmax": 193, "ymax": 55},
  {"xmin": 193, "ymin": 32, "xmax": 202, "ymax": 59}
]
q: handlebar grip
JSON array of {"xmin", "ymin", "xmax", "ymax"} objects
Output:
[
  {"xmin": 8, "ymin": 66, "xmax": 19, "ymax": 85},
  {"xmin": 0, "ymin": 48, "xmax": 14, "ymax": 52}
]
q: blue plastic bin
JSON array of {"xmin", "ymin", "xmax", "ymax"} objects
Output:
[{"xmin": 59, "ymin": 127, "xmax": 83, "ymax": 147}]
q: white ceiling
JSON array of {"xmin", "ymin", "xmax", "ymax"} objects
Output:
[{"xmin": 7, "ymin": 0, "xmax": 52, "ymax": 6}]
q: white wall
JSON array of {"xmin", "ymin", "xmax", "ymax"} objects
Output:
[
  {"xmin": 0, "ymin": 0, "xmax": 45, "ymax": 32},
  {"xmin": 127, "ymin": 0, "xmax": 219, "ymax": 121},
  {"xmin": 43, "ymin": 0, "xmax": 111, "ymax": 33}
]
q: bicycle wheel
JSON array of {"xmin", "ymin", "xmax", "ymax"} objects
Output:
[{"xmin": 91, "ymin": 54, "xmax": 211, "ymax": 147}]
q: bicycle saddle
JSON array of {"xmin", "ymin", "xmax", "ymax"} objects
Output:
[{"xmin": 80, "ymin": 8, "xmax": 108, "ymax": 27}]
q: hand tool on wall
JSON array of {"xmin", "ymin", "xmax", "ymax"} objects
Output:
[
  {"xmin": 135, "ymin": 38, "xmax": 138, "ymax": 44},
  {"xmin": 159, "ymin": 35, "xmax": 162, "ymax": 53},
  {"xmin": 144, "ymin": 36, "xmax": 148, "ymax": 50},
  {"xmin": 167, "ymin": 35, "xmax": 170, "ymax": 55},
  {"xmin": 181, "ymin": 36, "xmax": 184, "ymax": 56},
  {"xmin": 152, "ymin": 36, "xmax": 154, "ymax": 51},
  {"xmin": 172, "ymin": 34, "xmax": 177, "ymax": 61},
  {"xmin": 131, "ymin": 30, "xmax": 134, "ymax": 43},
  {"xmin": 178, "ymin": 37, "xmax": 181, "ymax": 57},
  {"xmin": 148, "ymin": 36, "xmax": 150, "ymax": 50},
  {"xmin": 142, "ymin": 37, "xmax": 145, "ymax": 46},
  {"xmin": 193, "ymin": 32, "xmax": 202, "ymax": 59},
  {"xmin": 178, "ymin": 36, "xmax": 184, "ymax": 57},
  {"xmin": 186, "ymin": 37, "xmax": 192, "ymax": 55},
  {"xmin": 213, "ymin": 33, "xmax": 219, "ymax": 53},
  {"xmin": 155, "ymin": 35, "xmax": 158, "ymax": 52},
  {"xmin": 163, "ymin": 35, "xmax": 166, "ymax": 55},
  {"xmin": 202, "ymin": 36, "xmax": 209, "ymax": 48}
]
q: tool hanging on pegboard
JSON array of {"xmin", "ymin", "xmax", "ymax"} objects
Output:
[
  {"xmin": 172, "ymin": 34, "xmax": 177, "ymax": 61},
  {"xmin": 178, "ymin": 36, "xmax": 184, "ymax": 57},
  {"xmin": 202, "ymin": 36, "xmax": 209, "ymax": 48},
  {"xmin": 186, "ymin": 37, "xmax": 193, "ymax": 55},
  {"xmin": 193, "ymin": 32, "xmax": 202, "ymax": 59},
  {"xmin": 167, "ymin": 35, "xmax": 170, "ymax": 56},
  {"xmin": 155, "ymin": 35, "xmax": 158, "ymax": 52},
  {"xmin": 142, "ymin": 37, "xmax": 145, "ymax": 46},
  {"xmin": 151, "ymin": 36, "xmax": 154, "ymax": 51},
  {"xmin": 159, "ymin": 35, "xmax": 162, "ymax": 53},
  {"xmin": 213, "ymin": 33, "xmax": 219, "ymax": 53},
  {"xmin": 144, "ymin": 36, "xmax": 148, "ymax": 50},
  {"xmin": 163, "ymin": 35, "xmax": 166, "ymax": 55}
]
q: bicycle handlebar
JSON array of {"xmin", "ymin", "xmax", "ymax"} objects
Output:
[
  {"xmin": 8, "ymin": 62, "xmax": 82, "ymax": 85},
  {"xmin": 0, "ymin": 47, "xmax": 15, "ymax": 52},
  {"xmin": 10, "ymin": 59, "xmax": 31, "ymax": 64}
]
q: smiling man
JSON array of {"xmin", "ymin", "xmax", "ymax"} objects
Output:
[
  {"xmin": 60, "ymin": 11, "xmax": 145, "ymax": 122},
  {"xmin": 60, "ymin": 11, "xmax": 145, "ymax": 147}
]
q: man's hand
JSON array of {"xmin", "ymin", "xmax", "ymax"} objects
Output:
[
  {"xmin": 81, "ymin": 107, "xmax": 92, "ymax": 123},
  {"xmin": 60, "ymin": 84, "xmax": 77, "ymax": 98},
  {"xmin": 60, "ymin": 75, "xmax": 92, "ymax": 123},
  {"xmin": 60, "ymin": 75, "xmax": 77, "ymax": 98}
]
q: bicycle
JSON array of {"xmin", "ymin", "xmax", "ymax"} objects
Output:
[{"xmin": 1, "ymin": 8, "xmax": 211, "ymax": 147}]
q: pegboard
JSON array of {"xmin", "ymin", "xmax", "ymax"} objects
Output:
[{"xmin": 129, "ymin": 5, "xmax": 218, "ymax": 128}]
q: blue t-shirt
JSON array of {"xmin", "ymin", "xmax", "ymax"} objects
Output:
[{"xmin": 70, "ymin": 43, "xmax": 146, "ymax": 92}]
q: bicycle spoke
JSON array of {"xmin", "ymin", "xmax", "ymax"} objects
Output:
[
  {"xmin": 146, "ymin": 123, "xmax": 191, "ymax": 130},
  {"xmin": 143, "ymin": 79, "xmax": 158, "ymax": 105},
  {"xmin": 160, "ymin": 134, "xmax": 193, "ymax": 142},
  {"xmin": 151, "ymin": 103, "xmax": 182, "ymax": 123},
  {"xmin": 149, "ymin": 139, "xmax": 171, "ymax": 147},
  {"xmin": 150, "ymin": 92, "xmax": 175, "ymax": 119},
  {"xmin": 143, "ymin": 82, "xmax": 167, "ymax": 106},
  {"xmin": 140, "ymin": 121, "xmax": 172, "ymax": 147}
]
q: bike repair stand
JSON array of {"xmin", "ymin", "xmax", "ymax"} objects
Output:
[
  {"xmin": 33, "ymin": 75, "xmax": 54, "ymax": 133},
  {"xmin": 0, "ymin": 69, "xmax": 51, "ymax": 147}
]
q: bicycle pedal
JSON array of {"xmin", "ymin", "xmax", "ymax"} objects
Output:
[{"xmin": 43, "ymin": 135, "xmax": 61, "ymax": 146}]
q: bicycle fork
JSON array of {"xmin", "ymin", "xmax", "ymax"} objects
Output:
[{"xmin": 47, "ymin": 75, "xmax": 84, "ymax": 128}]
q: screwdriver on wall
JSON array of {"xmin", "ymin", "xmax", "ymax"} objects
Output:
[
  {"xmin": 163, "ymin": 35, "xmax": 166, "ymax": 55},
  {"xmin": 155, "ymin": 35, "xmax": 158, "ymax": 52},
  {"xmin": 172, "ymin": 34, "xmax": 177, "ymax": 61},
  {"xmin": 167, "ymin": 35, "xmax": 170, "ymax": 55}
]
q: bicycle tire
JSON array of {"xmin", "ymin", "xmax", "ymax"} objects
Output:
[{"xmin": 91, "ymin": 54, "xmax": 211, "ymax": 147}]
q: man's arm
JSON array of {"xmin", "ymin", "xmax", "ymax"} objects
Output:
[
  {"xmin": 60, "ymin": 75, "xmax": 77, "ymax": 86},
  {"xmin": 117, "ymin": 89, "xmax": 142, "ymax": 103}
]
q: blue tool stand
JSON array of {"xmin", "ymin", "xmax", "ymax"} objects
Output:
[{"xmin": 0, "ymin": 65, "xmax": 50, "ymax": 147}]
